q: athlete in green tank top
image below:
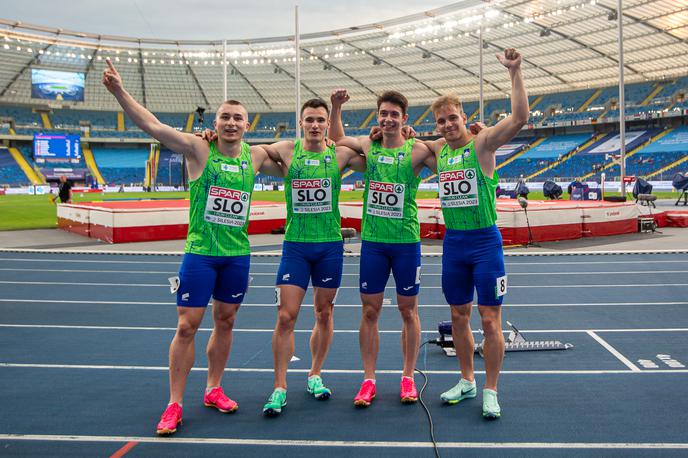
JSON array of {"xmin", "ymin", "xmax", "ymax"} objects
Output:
[
  {"xmin": 361, "ymin": 138, "xmax": 421, "ymax": 243},
  {"xmin": 102, "ymin": 57, "xmax": 285, "ymax": 435},
  {"xmin": 283, "ymin": 139, "xmax": 342, "ymax": 242},
  {"xmin": 328, "ymin": 89, "xmax": 438, "ymax": 404},
  {"xmin": 425, "ymin": 48, "xmax": 529, "ymax": 420},
  {"xmin": 258, "ymin": 99, "xmax": 366, "ymax": 415},
  {"xmin": 185, "ymin": 141, "xmax": 254, "ymax": 256},
  {"xmin": 437, "ymin": 139, "xmax": 498, "ymax": 231}
]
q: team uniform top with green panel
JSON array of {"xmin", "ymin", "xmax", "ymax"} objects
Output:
[
  {"xmin": 185, "ymin": 141, "xmax": 254, "ymax": 256},
  {"xmin": 437, "ymin": 139, "xmax": 498, "ymax": 230},
  {"xmin": 362, "ymin": 138, "xmax": 420, "ymax": 243},
  {"xmin": 284, "ymin": 140, "xmax": 342, "ymax": 243}
]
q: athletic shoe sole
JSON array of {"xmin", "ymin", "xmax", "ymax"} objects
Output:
[
  {"xmin": 156, "ymin": 420, "xmax": 181, "ymax": 436},
  {"xmin": 441, "ymin": 388, "xmax": 477, "ymax": 405},
  {"xmin": 354, "ymin": 395, "xmax": 375, "ymax": 407},
  {"xmin": 263, "ymin": 407, "xmax": 283, "ymax": 416},
  {"xmin": 482, "ymin": 411, "xmax": 501, "ymax": 420},
  {"xmin": 401, "ymin": 396, "xmax": 418, "ymax": 403},
  {"xmin": 204, "ymin": 402, "xmax": 238, "ymax": 413}
]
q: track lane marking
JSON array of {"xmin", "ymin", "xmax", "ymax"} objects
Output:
[{"xmin": 587, "ymin": 331, "xmax": 641, "ymax": 372}]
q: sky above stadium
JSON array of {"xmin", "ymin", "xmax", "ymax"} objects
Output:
[{"xmin": 3, "ymin": 0, "xmax": 453, "ymax": 40}]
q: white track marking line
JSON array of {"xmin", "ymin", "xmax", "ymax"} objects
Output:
[
  {"xmin": 0, "ymin": 434, "xmax": 686, "ymax": 450},
  {"xmin": 3, "ymin": 268, "xmax": 688, "ymax": 276},
  {"xmin": 587, "ymin": 331, "xmax": 641, "ymax": 372},
  {"xmin": 3, "ymin": 280, "xmax": 688, "ymax": 289},
  {"xmin": 1, "ymin": 363, "xmax": 686, "ymax": 375},
  {"xmin": 2, "ymin": 323, "xmax": 688, "ymax": 334},
  {"xmin": 2, "ymin": 299, "xmax": 688, "ymax": 308}
]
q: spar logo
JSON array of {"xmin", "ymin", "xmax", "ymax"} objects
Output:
[
  {"xmin": 293, "ymin": 179, "xmax": 330, "ymax": 189},
  {"xmin": 209, "ymin": 186, "xmax": 247, "ymax": 201},
  {"xmin": 369, "ymin": 181, "xmax": 402, "ymax": 193},
  {"xmin": 439, "ymin": 169, "xmax": 475, "ymax": 182}
]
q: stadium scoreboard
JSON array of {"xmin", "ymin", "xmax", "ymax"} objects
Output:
[{"xmin": 33, "ymin": 134, "xmax": 81, "ymax": 160}]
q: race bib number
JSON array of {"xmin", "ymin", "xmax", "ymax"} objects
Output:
[
  {"xmin": 204, "ymin": 186, "xmax": 250, "ymax": 227},
  {"xmin": 367, "ymin": 180, "xmax": 405, "ymax": 219},
  {"xmin": 496, "ymin": 275, "xmax": 508, "ymax": 297},
  {"xmin": 291, "ymin": 179, "xmax": 332, "ymax": 214},
  {"xmin": 439, "ymin": 168, "xmax": 479, "ymax": 208}
]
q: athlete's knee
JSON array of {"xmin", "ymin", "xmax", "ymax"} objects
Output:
[
  {"xmin": 397, "ymin": 302, "xmax": 418, "ymax": 322},
  {"xmin": 361, "ymin": 302, "xmax": 381, "ymax": 323},
  {"xmin": 480, "ymin": 314, "xmax": 502, "ymax": 339},
  {"xmin": 314, "ymin": 302, "xmax": 333, "ymax": 324},
  {"xmin": 176, "ymin": 319, "xmax": 200, "ymax": 341},
  {"xmin": 276, "ymin": 308, "xmax": 298, "ymax": 331},
  {"xmin": 451, "ymin": 303, "xmax": 472, "ymax": 325}
]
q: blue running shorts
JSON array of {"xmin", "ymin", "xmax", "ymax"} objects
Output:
[
  {"xmin": 275, "ymin": 240, "xmax": 344, "ymax": 291},
  {"xmin": 175, "ymin": 253, "xmax": 250, "ymax": 307},
  {"xmin": 359, "ymin": 240, "xmax": 421, "ymax": 296},
  {"xmin": 442, "ymin": 225, "xmax": 506, "ymax": 306}
]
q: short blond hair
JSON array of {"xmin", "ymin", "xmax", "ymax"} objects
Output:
[{"xmin": 431, "ymin": 93, "xmax": 463, "ymax": 115}]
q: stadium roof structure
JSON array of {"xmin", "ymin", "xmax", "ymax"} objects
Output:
[{"xmin": 0, "ymin": 0, "xmax": 686, "ymax": 113}]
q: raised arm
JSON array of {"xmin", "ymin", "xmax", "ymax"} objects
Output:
[
  {"xmin": 328, "ymin": 88, "xmax": 370, "ymax": 154},
  {"xmin": 475, "ymin": 49, "xmax": 528, "ymax": 159},
  {"xmin": 102, "ymin": 59, "xmax": 206, "ymax": 162}
]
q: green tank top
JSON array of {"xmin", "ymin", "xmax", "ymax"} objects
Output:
[
  {"xmin": 185, "ymin": 141, "xmax": 254, "ymax": 256},
  {"xmin": 284, "ymin": 140, "xmax": 342, "ymax": 242},
  {"xmin": 362, "ymin": 138, "xmax": 420, "ymax": 243},
  {"xmin": 437, "ymin": 140, "xmax": 498, "ymax": 230}
]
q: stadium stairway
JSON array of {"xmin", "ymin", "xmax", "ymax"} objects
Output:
[
  {"xmin": 496, "ymin": 137, "xmax": 547, "ymax": 171},
  {"xmin": 117, "ymin": 112, "xmax": 125, "ymax": 132},
  {"xmin": 577, "ymin": 88, "xmax": 603, "ymax": 112},
  {"xmin": 8, "ymin": 147, "xmax": 43, "ymax": 184},
  {"xmin": 645, "ymin": 154, "xmax": 688, "ymax": 180},
  {"xmin": 525, "ymin": 133, "xmax": 606, "ymax": 180},
  {"xmin": 360, "ymin": 110, "xmax": 376, "ymax": 128},
  {"xmin": 184, "ymin": 113, "xmax": 194, "ymax": 133},
  {"xmin": 641, "ymin": 83, "xmax": 665, "ymax": 106},
  {"xmin": 82, "ymin": 146, "xmax": 106, "ymax": 185},
  {"xmin": 581, "ymin": 128, "xmax": 674, "ymax": 180},
  {"xmin": 40, "ymin": 112, "xmax": 52, "ymax": 129},
  {"xmin": 413, "ymin": 106, "xmax": 432, "ymax": 126},
  {"xmin": 249, "ymin": 114, "xmax": 261, "ymax": 132}
]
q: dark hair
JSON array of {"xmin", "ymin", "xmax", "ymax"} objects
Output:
[
  {"xmin": 300, "ymin": 98, "xmax": 330, "ymax": 117},
  {"xmin": 377, "ymin": 90, "xmax": 408, "ymax": 115}
]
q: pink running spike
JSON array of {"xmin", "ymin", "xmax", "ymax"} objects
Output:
[
  {"xmin": 156, "ymin": 402, "xmax": 182, "ymax": 435},
  {"xmin": 400, "ymin": 377, "xmax": 418, "ymax": 403},
  {"xmin": 204, "ymin": 387, "xmax": 238, "ymax": 413},
  {"xmin": 353, "ymin": 380, "xmax": 376, "ymax": 407}
]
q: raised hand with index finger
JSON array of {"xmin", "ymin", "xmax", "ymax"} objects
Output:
[{"xmin": 102, "ymin": 58, "xmax": 124, "ymax": 94}]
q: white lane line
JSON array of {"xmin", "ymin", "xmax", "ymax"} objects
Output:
[
  {"xmin": 1, "ymin": 257, "xmax": 686, "ymax": 266},
  {"xmin": 1, "ymin": 362, "xmax": 687, "ymax": 375},
  {"xmin": 2, "ymin": 299, "xmax": 688, "ymax": 308},
  {"xmin": 3, "ymin": 268, "xmax": 688, "ymax": 276},
  {"xmin": 2, "ymin": 323, "xmax": 688, "ymax": 334},
  {"xmin": 0, "ymin": 434, "xmax": 686, "ymax": 450},
  {"xmin": 587, "ymin": 331, "xmax": 641, "ymax": 372},
  {"xmin": 3, "ymin": 280, "xmax": 688, "ymax": 289}
]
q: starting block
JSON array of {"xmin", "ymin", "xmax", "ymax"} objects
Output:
[{"xmin": 435, "ymin": 320, "xmax": 573, "ymax": 357}]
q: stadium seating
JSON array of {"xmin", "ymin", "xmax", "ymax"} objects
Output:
[{"xmin": 92, "ymin": 146, "xmax": 148, "ymax": 185}]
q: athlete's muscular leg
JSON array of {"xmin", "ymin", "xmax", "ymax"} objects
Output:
[
  {"xmin": 359, "ymin": 292, "xmax": 384, "ymax": 379},
  {"xmin": 169, "ymin": 306, "xmax": 206, "ymax": 404},
  {"xmin": 272, "ymin": 284, "xmax": 306, "ymax": 389},
  {"xmin": 206, "ymin": 299, "xmax": 241, "ymax": 389},
  {"xmin": 397, "ymin": 294, "xmax": 420, "ymax": 377},
  {"xmin": 478, "ymin": 305, "xmax": 504, "ymax": 390},
  {"xmin": 450, "ymin": 302, "xmax": 475, "ymax": 382},
  {"xmin": 309, "ymin": 287, "xmax": 336, "ymax": 377}
]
